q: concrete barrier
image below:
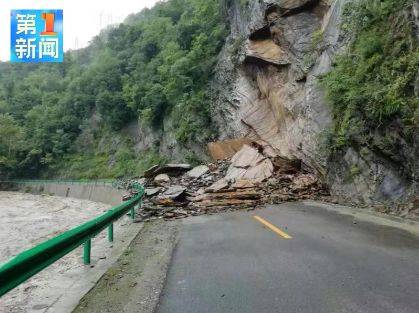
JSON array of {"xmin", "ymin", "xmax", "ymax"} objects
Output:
[{"xmin": 7, "ymin": 182, "xmax": 125, "ymax": 206}]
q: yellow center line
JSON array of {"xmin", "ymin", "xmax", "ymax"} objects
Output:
[{"xmin": 253, "ymin": 215, "xmax": 292, "ymax": 239}]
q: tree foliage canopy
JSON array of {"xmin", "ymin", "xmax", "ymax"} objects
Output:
[{"xmin": 0, "ymin": 0, "xmax": 228, "ymax": 178}]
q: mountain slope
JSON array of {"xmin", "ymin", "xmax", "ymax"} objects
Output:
[{"xmin": 0, "ymin": 0, "xmax": 228, "ymax": 178}]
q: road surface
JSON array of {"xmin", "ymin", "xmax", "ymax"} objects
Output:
[
  {"xmin": 74, "ymin": 201, "xmax": 419, "ymax": 313},
  {"xmin": 156, "ymin": 202, "xmax": 419, "ymax": 313}
]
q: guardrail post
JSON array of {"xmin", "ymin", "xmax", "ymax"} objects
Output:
[
  {"xmin": 83, "ymin": 239, "xmax": 91, "ymax": 265},
  {"xmin": 130, "ymin": 206, "xmax": 135, "ymax": 220},
  {"xmin": 108, "ymin": 223, "xmax": 114, "ymax": 242}
]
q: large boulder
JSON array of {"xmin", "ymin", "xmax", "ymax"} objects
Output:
[{"xmin": 225, "ymin": 144, "xmax": 274, "ymax": 182}]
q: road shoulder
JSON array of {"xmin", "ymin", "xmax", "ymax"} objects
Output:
[
  {"xmin": 72, "ymin": 220, "xmax": 179, "ymax": 313},
  {"xmin": 302, "ymin": 200, "xmax": 419, "ymax": 236}
]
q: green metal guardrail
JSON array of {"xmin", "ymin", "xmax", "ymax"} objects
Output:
[{"xmin": 0, "ymin": 182, "xmax": 144, "ymax": 297}]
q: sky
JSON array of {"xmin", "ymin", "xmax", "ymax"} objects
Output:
[{"xmin": 0, "ymin": 0, "xmax": 159, "ymax": 61}]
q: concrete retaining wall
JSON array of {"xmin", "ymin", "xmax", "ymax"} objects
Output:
[{"xmin": 13, "ymin": 183, "xmax": 125, "ymax": 206}]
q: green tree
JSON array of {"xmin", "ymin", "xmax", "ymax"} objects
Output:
[
  {"xmin": 0, "ymin": 114, "xmax": 26, "ymax": 176},
  {"xmin": 0, "ymin": 0, "xmax": 229, "ymax": 178}
]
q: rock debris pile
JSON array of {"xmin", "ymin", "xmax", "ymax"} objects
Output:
[{"xmin": 123, "ymin": 142, "xmax": 329, "ymax": 221}]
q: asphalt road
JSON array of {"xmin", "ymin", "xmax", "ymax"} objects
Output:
[{"xmin": 156, "ymin": 202, "xmax": 419, "ymax": 313}]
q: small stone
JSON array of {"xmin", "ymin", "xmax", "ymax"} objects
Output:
[
  {"xmin": 136, "ymin": 177, "xmax": 147, "ymax": 185},
  {"xmin": 154, "ymin": 174, "xmax": 170, "ymax": 185}
]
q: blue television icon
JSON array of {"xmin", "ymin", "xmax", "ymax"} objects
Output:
[{"xmin": 10, "ymin": 9, "xmax": 63, "ymax": 63}]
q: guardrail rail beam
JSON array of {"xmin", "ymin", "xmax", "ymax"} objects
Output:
[{"xmin": 0, "ymin": 181, "xmax": 144, "ymax": 297}]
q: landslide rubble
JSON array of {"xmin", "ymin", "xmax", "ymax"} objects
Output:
[{"xmin": 122, "ymin": 141, "xmax": 329, "ymax": 221}]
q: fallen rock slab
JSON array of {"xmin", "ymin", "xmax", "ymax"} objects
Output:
[
  {"xmin": 160, "ymin": 164, "xmax": 192, "ymax": 175},
  {"xmin": 144, "ymin": 165, "xmax": 160, "ymax": 178},
  {"xmin": 144, "ymin": 163, "xmax": 192, "ymax": 178},
  {"xmin": 154, "ymin": 186, "xmax": 187, "ymax": 206},
  {"xmin": 158, "ymin": 185, "xmax": 187, "ymax": 200},
  {"xmin": 230, "ymin": 144, "xmax": 265, "ymax": 168},
  {"xmin": 185, "ymin": 165, "xmax": 210, "ymax": 179},
  {"xmin": 241, "ymin": 159, "xmax": 274, "ymax": 181},
  {"xmin": 225, "ymin": 144, "xmax": 274, "ymax": 182},
  {"xmin": 226, "ymin": 158, "xmax": 274, "ymax": 182},
  {"xmin": 145, "ymin": 187, "xmax": 162, "ymax": 197},
  {"xmin": 192, "ymin": 190, "xmax": 261, "ymax": 202},
  {"xmin": 206, "ymin": 178, "xmax": 230, "ymax": 193}
]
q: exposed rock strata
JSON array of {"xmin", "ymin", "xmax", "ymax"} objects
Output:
[{"xmin": 211, "ymin": 0, "xmax": 416, "ymax": 207}]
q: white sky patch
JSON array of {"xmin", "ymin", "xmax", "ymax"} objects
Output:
[{"xmin": 0, "ymin": 0, "xmax": 159, "ymax": 61}]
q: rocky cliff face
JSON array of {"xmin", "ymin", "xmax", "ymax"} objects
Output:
[{"xmin": 210, "ymin": 0, "xmax": 417, "ymax": 208}]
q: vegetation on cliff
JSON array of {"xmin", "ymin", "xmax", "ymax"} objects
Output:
[
  {"xmin": 0, "ymin": 0, "xmax": 228, "ymax": 178},
  {"xmin": 321, "ymin": 0, "xmax": 418, "ymax": 178}
]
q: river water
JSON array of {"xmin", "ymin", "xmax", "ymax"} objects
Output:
[{"xmin": 0, "ymin": 191, "xmax": 139, "ymax": 313}]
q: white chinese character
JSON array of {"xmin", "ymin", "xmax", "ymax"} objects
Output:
[
  {"xmin": 39, "ymin": 38, "xmax": 59, "ymax": 59},
  {"xmin": 16, "ymin": 14, "xmax": 36, "ymax": 35},
  {"xmin": 15, "ymin": 38, "xmax": 36, "ymax": 59}
]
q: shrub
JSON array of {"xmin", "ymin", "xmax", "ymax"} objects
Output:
[{"xmin": 321, "ymin": 0, "xmax": 418, "ymax": 152}]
